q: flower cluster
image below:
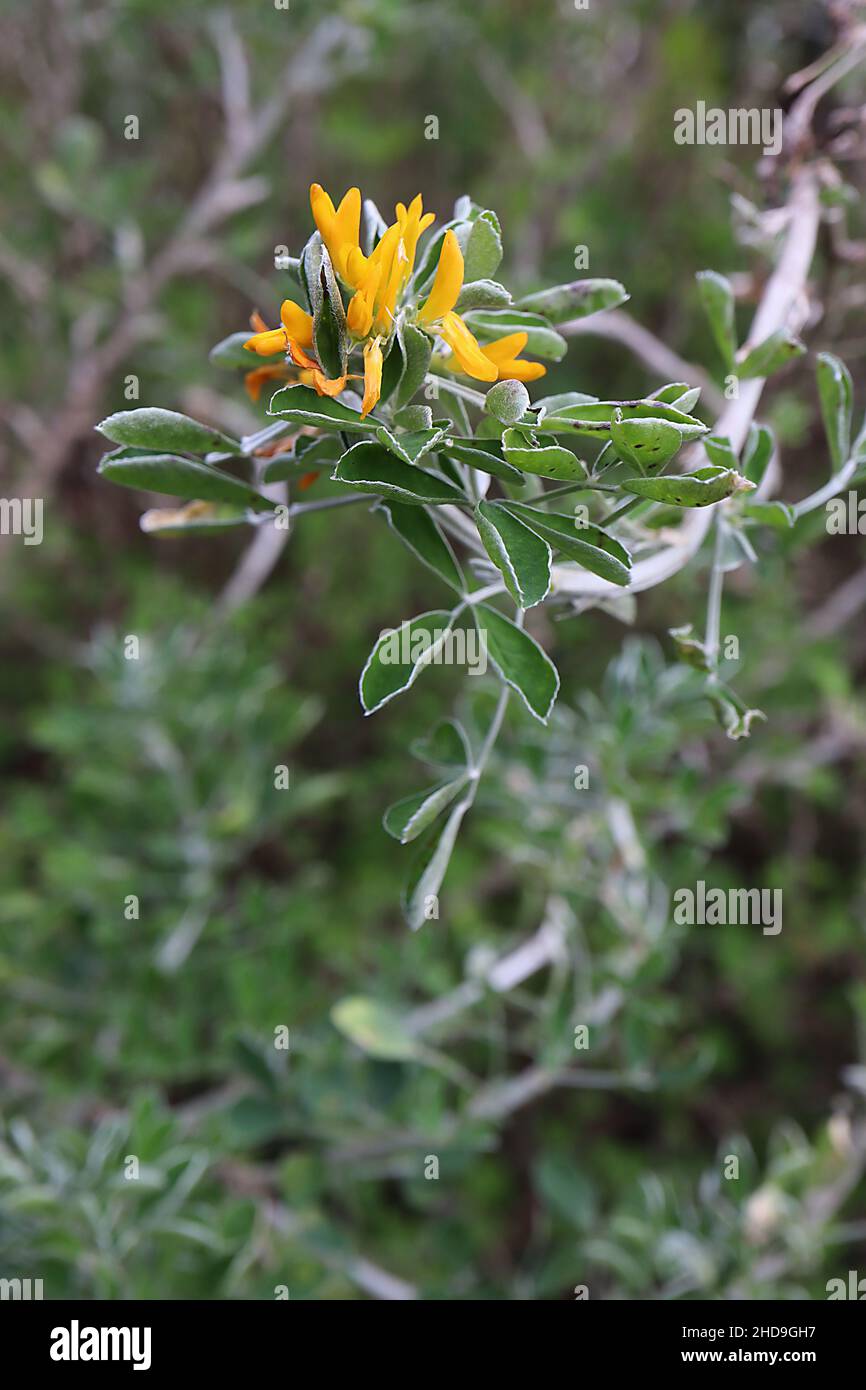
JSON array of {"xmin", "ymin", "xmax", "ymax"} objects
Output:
[{"xmin": 243, "ymin": 184, "xmax": 545, "ymax": 417}]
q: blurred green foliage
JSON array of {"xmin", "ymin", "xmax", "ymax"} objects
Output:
[{"xmin": 1, "ymin": 0, "xmax": 866, "ymax": 1300}]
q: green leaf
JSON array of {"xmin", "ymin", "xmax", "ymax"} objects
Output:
[
  {"xmin": 505, "ymin": 503, "xmax": 632, "ymax": 586},
  {"xmin": 268, "ymin": 383, "xmax": 377, "ymax": 432},
  {"xmin": 402, "ymin": 796, "xmax": 472, "ymax": 931},
  {"xmin": 97, "ymin": 407, "xmax": 240, "ymax": 455},
  {"xmin": 375, "ymin": 424, "xmax": 450, "ymax": 465},
  {"xmin": 456, "ymin": 279, "xmax": 513, "ymax": 311},
  {"xmin": 261, "ymin": 434, "xmax": 341, "ymax": 483},
  {"xmin": 485, "ymin": 380, "xmax": 531, "ymax": 425},
  {"xmin": 610, "ymin": 409, "xmax": 684, "ymax": 472},
  {"xmin": 359, "ymin": 610, "xmax": 455, "ymax": 714},
  {"xmin": 299, "ymin": 229, "xmax": 325, "ymax": 312},
  {"xmin": 816, "ymin": 352, "xmax": 853, "ymax": 473},
  {"xmin": 623, "ymin": 466, "xmax": 755, "ymax": 507},
  {"xmin": 742, "ymin": 423, "xmax": 774, "ymax": 485},
  {"xmin": 707, "ymin": 692, "xmax": 766, "ymax": 741},
  {"xmin": 393, "ymin": 404, "xmax": 433, "ymax": 431},
  {"xmin": 516, "ymin": 277, "xmax": 628, "ymax": 324},
  {"xmin": 541, "ymin": 399, "xmax": 707, "ymax": 441},
  {"xmin": 331, "ymin": 997, "xmax": 419, "ymax": 1059},
  {"xmin": 443, "ymin": 438, "xmax": 524, "ymax": 483},
  {"xmin": 98, "ymin": 451, "xmax": 273, "ymax": 509},
  {"xmin": 703, "ymin": 434, "xmax": 739, "ymax": 470},
  {"xmin": 458, "ymin": 211, "xmax": 503, "ymax": 281},
  {"xmin": 475, "ymin": 501, "xmax": 552, "ymax": 608},
  {"xmin": 376, "ymin": 500, "xmax": 464, "ymax": 591},
  {"xmin": 668, "ymin": 623, "xmax": 711, "ymax": 671},
  {"xmin": 209, "ymin": 331, "xmax": 279, "ymax": 369},
  {"xmin": 139, "ymin": 501, "xmax": 250, "ymax": 535},
  {"xmin": 474, "ymin": 604, "xmax": 559, "ymax": 722},
  {"xmin": 742, "ymin": 500, "xmax": 795, "ymax": 529},
  {"xmin": 697, "ymin": 270, "xmax": 736, "ymax": 368},
  {"xmin": 394, "ymin": 324, "xmax": 433, "ymax": 409},
  {"xmin": 384, "ymin": 775, "xmax": 471, "ymax": 843},
  {"xmin": 737, "ymin": 330, "xmax": 806, "ymax": 380},
  {"xmin": 333, "ymin": 441, "xmax": 466, "ymax": 505},
  {"xmin": 313, "ymin": 247, "xmax": 348, "ymax": 379},
  {"xmin": 464, "ymin": 309, "xmax": 566, "ymax": 361},
  {"xmin": 410, "ymin": 718, "xmax": 472, "ymax": 770},
  {"xmin": 535, "ymin": 391, "xmax": 598, "ymax": 415},
  {"xmin": 502, "ymin": 429, "xmax": 586, "ymax": 481}
]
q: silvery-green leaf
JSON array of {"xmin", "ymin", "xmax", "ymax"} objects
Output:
[
  {"xmin": 742, "ymin": 423, "xmax": 774, "ymax": 485},
  {"xmin": 333, "ymin": 441, "xmax": 466, "ymax": 505},
  {"xmin": 394, "ymin": 324, "xmax": 433, "ymax": 409},
  {"xmin": 707, "ymin": 692, "xmax": 767, "ymax": 741},
  {"xmin": 268, "ymin": 383, "xmax": 377, "ymax": 431},
  {"xmin": 331, "ymin": 997, "xmax": 419, "ymax": 1059},
  {"xmin": 816, "ymin": 352, "xmax": 853, "ymax": 474},
  {"xmin": 474, "ymin": 604, "xmax": 559, "ymax": 723},
  {"xmin": 533, "ymin": 391, "xmax": 599, "ymax": 415},
  {"xmin": 703, "ymin": 434, "xmax": 739, "ymax": 469},
  {"xmin": 410, "ymin": 718, "xmax": 472, "ymax": 771},
  {"xmin": 516, "ymin": 277, "xmax": 628, "ymax": 324},
  {"xmin": 505, "ymin": 503, "xmax": 631, "ymax": 586},
  {"xmin": 668, "ymin": 623, "xmax": 711, "ymax": 671},
  {"xmin": 457, "ymin": 210, "xmax": 503, "ymax": 281},
  {"xmin": 384, "ymin": 775, "xmax": 471, "ymax": 844},
  {"xmin": 502, "ymin": 428, "xmax": 586, "ymax": 481},
  {"xmin": 376, "ymin": 500, "xmax": 464, "ymax": 591},
  {"xmin": 737, "ymin": 329, "xmax": 805, "ymax": 380},
  {"xmin": 375, "ymin": 424, "xmax": 450, "ymax": 465},
  {"xmin": 475, "ymin": 501, "xmax": 551, "ymax": 608},
  {"xmin": 393, "ymin": 404, "xmax": 433, "ymax": 431},
  {"xmin": 456, "ymin": 279, "xmax": 513, "ymax": 311},
  {"xmin": 98, "ymin": 450, "xmax": 273, "ymax": 510},
  {"xmin": 650, "ymin": 382, "xmax": 701, "ymax": 414},
  {"xmin": 541, "ymin": 399, "xmax": 707, "ymax": 441},
  {"xmin": 610, "ymin": 410, "xmax": 684, "ymax": 472},
  {"xmin": 623, "ymin": 466, "xmax": 754, "ymax": 507},
  {"xmin": 697, "ymin": 269, "xmax": 737, "ymax": 369},
  {"xmin": 98, "ymin": 407, "xmax": 240, "ymax": 455},
  {"xmin": 443, "ymin": 438, "xmax": 524, "ymax": 483},
  {"xmin": 485, "ymin": 380, "xmax": 530, "ymax": 425},
  {"xmin": 742, "ymin": 500, "xmax": 795, "ymax": 529},
  {"xmin": 313, "ymin": 247, "xmax": 348, "ymax": 379},
  {"xmin": 402, "ymin": 797, "xmax": 472, "ymax": 931},
  {"xmin": 359, "ymin": 610, "xmax": 455, "ymax": 714}
]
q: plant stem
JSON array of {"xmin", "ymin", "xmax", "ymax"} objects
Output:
[
  {"xmin": 604, "ymin": 496, "xmax": 643, "ymax": 526},
  {"xmin": 704, "ymin": 516, "xmax": 726, "ymax": 676}
]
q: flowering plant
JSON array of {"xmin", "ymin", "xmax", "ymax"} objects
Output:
[{"xmin": 96, "ymin": 181, "xmax": 861, "ymax": 928}]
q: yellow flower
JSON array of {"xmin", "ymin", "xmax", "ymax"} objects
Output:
[
  {"xmin": 310, "ymin": 184, "xmax": 363, "ymax": 283},
  {"xmin": 480, "ymin": 332, "xmax": 546, "ymax": 383},
  {"xmin": 244, "ymin": 300, "xmax": 314, "ymax": 357},
  {"xmin": 361, "ymin": 337, "xmax": 384, "ymax": 419},
  {"xmin": 347, "ymin": 199, "xmax": 435, "ymax": 336},
  {"xmin": 417, "ymin": 231, "xmax": 497, "ymax": 382}
]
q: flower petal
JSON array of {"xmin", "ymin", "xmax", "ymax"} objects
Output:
[
  {"xmin": 361, "ymin": 337, "xmax": 384, "ymax": 418},
  {"xmin": 280, "ymin": 300, "xmax": 314, "ymax": 348},
  {"xmin": 418, "ymin": 230, "xmax": 464, "ymax": 324},
  {"xmin": 438, "ymin": 311, "xmax": 497, "ymax": 381}
]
